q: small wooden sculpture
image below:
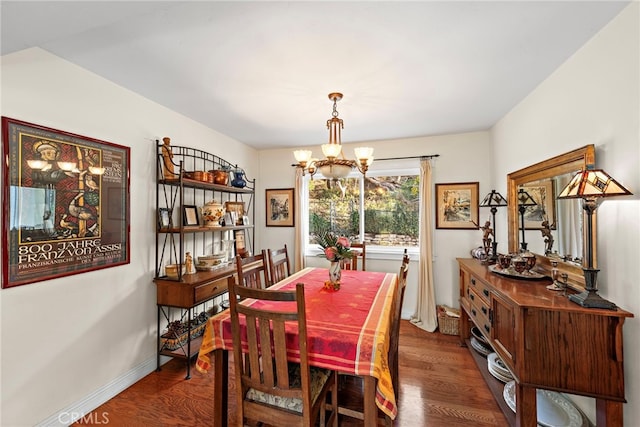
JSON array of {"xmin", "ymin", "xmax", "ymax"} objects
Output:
[
  {"xmin": 480, "ymin": 220, "xmax": 493, "ymax": 260},
  {"xmin": 540, "ymin": 220, "xmax": 554, "ymax": 255},
  {"xmin": 161, "ymin": 137, "xmax": 178, "ymax": 179},
  {"xmin": 184, "ymin": 252, "xmax": 195, "ymax": 274}
]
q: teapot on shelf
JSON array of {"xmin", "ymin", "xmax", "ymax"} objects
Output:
[{"xmin": 201, "ymin": 200, "xmax": 224, "ymax": 227}]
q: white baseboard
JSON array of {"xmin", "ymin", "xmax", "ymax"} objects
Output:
[{"xmin": 36, "ymin": 355, "xmax": 166, "ymax": 426}]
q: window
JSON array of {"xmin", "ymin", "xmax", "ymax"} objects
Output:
[{"xmin": 306, "ymin": 170, "xmax": 420, "ymax": 250}]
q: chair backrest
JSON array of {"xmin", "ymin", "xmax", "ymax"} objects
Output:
[
  {"xmin": 389, "ymin": 248, "xmax": 410, "ymax": 400},
  {"xmin": 267, "ymin": 244, "xmax": 292, "ymax": 285},
  {"xmin": 341, "ymin": 242, "xmax": 366, "ymax": 271},
  {"xmin": 228, "ymin": 277, "xmax": 314, "ymax": 419},
  {"xmin": 235, "ymin": 250, "xmax": 271, "ymax": 289}
]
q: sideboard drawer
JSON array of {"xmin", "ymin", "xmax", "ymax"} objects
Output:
[
  {"xmin": 469, "ymin": 288, "xmax": 491, "ymax": 337},
  {"xmin": 194, "ymin": 277, "xmax": 228, "ymax": 305},
  {"xmin": 468, "ymin": 274, "xmax": 491, "ymax": 303}
]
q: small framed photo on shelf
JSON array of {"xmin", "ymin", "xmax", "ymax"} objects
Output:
[
  {"xmin": 158, "ymin": 208, "xmax": 172, "ymax": 229},
  {"xmin": 241, "ymin": 215, "xmax": 250, "ymax": 226},
  {"xmin": 182, "ymin": 205, "xmax": 200, "ymax": 226},
  {"xmin": 266, "ymin": 188, "xmax": 294, "ymax": 227},
  {"xmin": 225, "ymin": 201, "xmax": 245, "ymax": 225},
  {"xmin": 234, "ymin": 229, "xmax": 247, "ymax": 256},
  {"xmin": 435, "ymin": 182, "xmax": 479, "ymax": 230}
]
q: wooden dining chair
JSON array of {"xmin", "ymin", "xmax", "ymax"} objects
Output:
[
  {"xmin": 228, "ymin": 278, "xmax": 338, "ymax": 427},
  {"xmin": 338, "ymin": 249, "xmax": 409, "ymax": 426},
  {"xmin": 267, "ymin": 244, "xmax": 292, "ymax": 284},
  {"xmin": 341, "ymin": 242, "xmax": 366, "ymax": 271},
  {"xmin": 389, "ymin": 249, "xmax": 410, "ymax": 400},
  {"xmin": 235, "ymin": 250, "xmax": 271, "ymax": 289}
]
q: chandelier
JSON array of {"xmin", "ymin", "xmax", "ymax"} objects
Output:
[{"xmin": 293, "ymin": 92, "xmax": 374, "ymax": 179}]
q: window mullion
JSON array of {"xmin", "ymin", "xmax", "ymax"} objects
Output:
[{"xmin": 359, "ymin": 176, "xmax": 365, "ymax": 242}]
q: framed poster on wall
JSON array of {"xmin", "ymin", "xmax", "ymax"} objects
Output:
[{"xmin": 1, "ymin": 117, "xmax": 131, "ymax": 288}]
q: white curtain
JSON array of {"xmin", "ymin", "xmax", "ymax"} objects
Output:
[
  {"xmin": 294, "ymin": 168, "xmax": 305, "ymax": 272},
  {"xmin": 410, "ymin": 159, "xmax": 438, "ymax": 332}
]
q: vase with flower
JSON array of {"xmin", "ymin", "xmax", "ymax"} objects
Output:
[{"xmin": 316, "ymin": 231, "xmax": 353, "ymax": 291}]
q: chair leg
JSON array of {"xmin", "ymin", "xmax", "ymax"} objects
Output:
[{"xmin": 331, "ymin": 372, "xmax": 339, "ymax": 427}]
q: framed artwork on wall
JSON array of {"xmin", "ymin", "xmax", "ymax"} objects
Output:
[
  {"xmin": 266, "ymin": 188, "xmax": 294, "ymax": 227},
  {"xmin": 435, "ymin": 182, "xmax": 479, "ymax": 230},
  {"xmin": 1, "ymin": 117, "xmax": 130, "ymax": 288}
]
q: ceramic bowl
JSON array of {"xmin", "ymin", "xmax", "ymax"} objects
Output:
[
  {"xmin": 165, "ymin": 264, "xmax": 185, "ymax": 279},
  {"xmin": 197, "ymin": 253, "xmax": 226, "ymax": 268}
]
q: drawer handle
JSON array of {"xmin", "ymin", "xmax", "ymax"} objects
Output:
[
  {"xmin": 470, "ymin": 293, "xmax": 475, "ymax": 301},
  {"xmin": 483, "ymin": 289, "xmax": 489, "ymax": 297},
  {"xmin": 471, "ymin": 278, "xmax": 476, "ymax": 285},
  {"xmin": 471, "ymin": 308, "xmax": 477, "ymax": 317},
  {"xmin": 481, "ymin": 306, "xmax": 487, "ymax": 315},
  {"xmin": 484, "ymin": 324, "xmax": 490, "ymax": 333}
]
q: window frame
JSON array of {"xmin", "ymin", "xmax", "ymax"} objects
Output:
[{"xmin": 303, "ymin": 166, "xmax": 420, "ymax": 258}]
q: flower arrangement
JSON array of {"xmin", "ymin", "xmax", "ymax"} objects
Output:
[{"xmin": 316, "ymin": 231, "xmax": 354, "ymax": 262}]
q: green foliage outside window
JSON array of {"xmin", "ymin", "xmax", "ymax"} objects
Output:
[{"xmin": 308, "ymin": 174, "xmax": 419, "ymax": 246}]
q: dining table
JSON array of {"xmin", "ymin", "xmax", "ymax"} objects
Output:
[{"xmin": 196, "ymin": 266, "xmax": 399, "ymax": 426}]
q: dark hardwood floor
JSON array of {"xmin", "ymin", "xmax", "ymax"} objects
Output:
[{"xmin": 74, "ymin": 320, "xmax": 507, "ymax": 426}]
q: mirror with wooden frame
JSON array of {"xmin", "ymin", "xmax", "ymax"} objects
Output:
[{"xmin": 507, "ymin": 145, "xmax": 595, "ymax": 289}]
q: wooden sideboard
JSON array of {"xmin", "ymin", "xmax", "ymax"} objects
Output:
[
  {"xmin": 457, "ymin": 258, "xmax": 633, "ymax": 427},
  {"xmin": 154, "ymin": 266, "xmax": 235, "ymax": 378}
]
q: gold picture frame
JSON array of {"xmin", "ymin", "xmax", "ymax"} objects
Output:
[
  {"xmin": 225, "ymin": 201, "xmax": 245, "ymax": 225},
  {"xmin": 435, "ymin": 182, "xmax": 479, "ymax": 230}
]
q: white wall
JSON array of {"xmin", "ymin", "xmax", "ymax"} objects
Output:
[
  {"xmin": 492, "ymin": 3, "xmax": 639, "ymax": 423},
  {"xmin": 258, "ymin": 131, "xmax": 493, "ymax": 319},
  {"xmin": 1, "ymin": 3, "xmax": 637, "ymax": 423},
  {"xmin": 0, "ymin": 48, "xmax": 257, "ymax": 426}
]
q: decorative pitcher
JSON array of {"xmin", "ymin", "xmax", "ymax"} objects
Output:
[{"xmin": 231, "ymin": 170, "xmax": 247, "ymax": 188}]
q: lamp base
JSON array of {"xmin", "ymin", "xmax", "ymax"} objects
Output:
[{"xmin": 568, "ymin": 290, "xmax": 617, "ymax": 310}]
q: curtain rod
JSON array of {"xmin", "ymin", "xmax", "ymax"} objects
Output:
[{"xmin": 374, "ymin": 154, "xmax": 440, "ymax": 161}]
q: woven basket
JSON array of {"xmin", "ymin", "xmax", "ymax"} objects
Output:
[{"xmin": 437, "ymin": 305, "xmax": 460, "ymax": 336}]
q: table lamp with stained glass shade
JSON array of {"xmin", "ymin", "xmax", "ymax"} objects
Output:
[
  {"xmin": 479, "ymin": 190, "xmax": 508, "ymax": 263},
  {"xmin": 557, "ymin": 167, "xmax": 632, "ymax": 309},
  {"xmin": 516, "ymin": 189, "xmax": 538, "ymax": 252}
]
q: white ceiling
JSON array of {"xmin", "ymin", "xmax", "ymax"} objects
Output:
[{"xmin": 0, "ymin": 1, "xmax": 630, "ymax": 149}]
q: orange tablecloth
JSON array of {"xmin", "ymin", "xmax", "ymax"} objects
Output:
[{"xmin": 197, "ymin": 267, "xmax": 398, "ymax": 420}]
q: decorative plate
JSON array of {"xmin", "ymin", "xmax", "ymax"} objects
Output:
[
  {"xmin": 471, "ymin": 337, "xmax": 493, "ymax": 357},
  {"xmin": 489, "ymin": 264, "xmax": 547, "ymax": 280},
  {"xmin": 503, "ymin": 381, "xmax": 584, "ymax": 427},
  {"xmin": 471, "ymin": 326, "xmax": 489, "ymax": 344},
  {"xmin": 488, "ymin": 363, "xmax": 513, "ymax": 383},
  {"xmin": 488, "ymin": 353, "xmax": 513, "ymax": 379}
]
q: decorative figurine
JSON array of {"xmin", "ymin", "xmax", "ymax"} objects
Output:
[
  {"xmin": 480, "ymin": 220, "xmax": 494, "ymax": 263},
  {"xmin": 184, "ymin": 252, "xmax": 195, "ymax": 274},
  {"xmin": 161, "ymin": 137, "xmax": 178, "ymax": 179},
  {"xmin": 540, "ymin": 219, "xmax": 554, "ymax": 255}
]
